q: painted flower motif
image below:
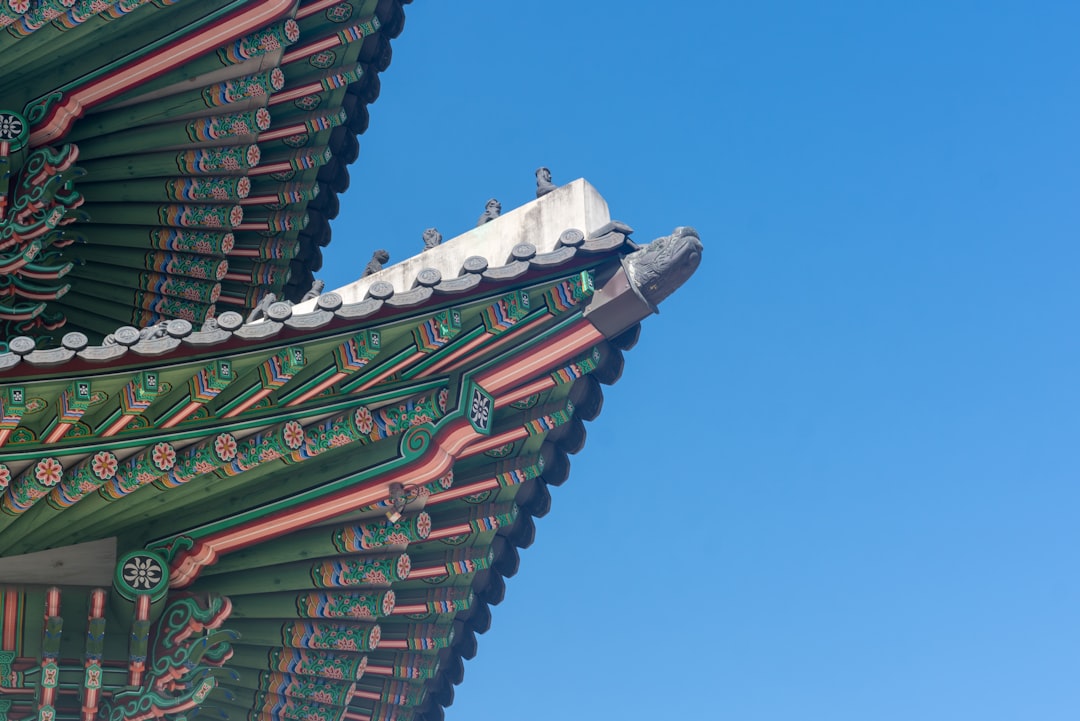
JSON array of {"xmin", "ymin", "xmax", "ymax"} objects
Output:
[
  {"xmin": 0, "ymin": 463, "xmax": 10, "ymax": 491},
  {"xmin": 382, "ymin": 590, "xmax": 396, "ymax": 616},
  {"xmin": 0, "ymin": 113, "xmax": 23, "ymax": 140},
  {"xmin": 151, "ymin": 443, "xmax": 176, "ymax": 471},
  {"xmin": 328, "ymin": 433, "xmax": 350, "ymax": 448},
  {"xmin": 122, "ymin": 556, "xmax": 163, "ymax": 590},
  {"xmin": 35, "ymin": 457, "xmax": 62, "ymax": 487},
  {"xmin": 333, "ymin": 637, "xmax": 357, "ymax": 651},
  {"xmin": 416, "ymin": 512, "xmax": 432, "ymax": 539},
  {"xmin": 282, "ymin": 420, "xmax": 305, "ymax": 450},
  {"xmin": 91, "ymin": 451, "xmax": 118, "ymax": 480},
  {"xmin": 396, "ymin": 554, "xmax": 412, "ymax": 580},
  {"xmin": 310, "ymin": 690, "xmax": 334, "ymax": 705},
  {"xmin": 437, "ymin": 388, "xmax": 449, "ymax": 412},
  {"xmin": 236, "ymin": 176, "xmax": 251, "ymax": 198},
  {"xmin": 258, "ymin": 448, "xmax": 280, "ymax": 462},
  {"xmin": 214, "ymin": 433, "xmax": 237, "ymax": 461},
  {"xmin": 362, "ymin": 569, "xmax": 387, "ymax": 585},
  {"xmin": 354, "ymin": 407, "xmax": 374, "ymax": 434},
  {"xmin": 136, "ymin": 471, "xmax": 156, "ymax": 484},
  {"xmin": 7, "ymin": 0, "xmax": 29, "ymax": 16}
]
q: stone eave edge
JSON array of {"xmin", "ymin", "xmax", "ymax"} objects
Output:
[{"xmin": 0, "ymin": 180, "xmax": 634, "ymax": 375}]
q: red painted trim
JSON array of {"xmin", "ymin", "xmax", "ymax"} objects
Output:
[
  {"xmin": 29, "ymin": 0, "xmax": 297, "ymax": 145},
  {"xmin": 2, "ymin": 589, "xmax": 17, "ymax": 650},
  {"xmin": 296, "ymin": 0, "xmax": 343, "ymax": 20},
  {"xmin": 419, "ymin": 334, "xmax": 488, "ymax": 376},
  {"xmin": 159, "ymin": 400, "xmax": 202, "ymax": 429},
  {"xmin": 350, "ymin": 354, "xmax": 420, "ymax": 394},
  {"xmin": 128, "ymin": 594, "xmax": 151, "ymax": 687},
  {"xmin": 286, "ymin": 370, "xmax": 347, "ymax": 407},
  {"xmin": 223, "ymin": 386, "xmax": 274, "ymax": 419},
  {"xmin": 459, "ymin": 427, "xmax": 528, "ymax": 456},
  {"xmin": 44, "ymin": 422, "xmax": 72, "ymax": 444},
  {"xmin": 101, "ymin": 414, "xmax": 134, "ymax": 437},
  {"xmin": 496, "ymin": 376, "xmax": 556, "ymax": 408}
]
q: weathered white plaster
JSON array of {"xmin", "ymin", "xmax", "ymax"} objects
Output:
[{"xmin": 294, "ymin": 179, "xmax": 611, "ymax": 311}]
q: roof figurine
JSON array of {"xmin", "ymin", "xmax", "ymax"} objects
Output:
[
  {"xmin": 422, "ymin": 227, "xmax": 443, "ymax": 250},
  {"xmin": 477, "ymin": 198, "xmax": 502, "ymax": 226},
  {"xmin": 300, "ymin": 278, "xmax": 325, "ymax": 302},
  {"xmin": 536, "ymin": 166, "xmax": 556, "ymax": 197},
  {"xmin": 363, "ymin": 249, "xmax": 390, "ymax": 276},
  {"xmin": 245, "ymin": 292, "xmax": 277, "ymax": 324}
]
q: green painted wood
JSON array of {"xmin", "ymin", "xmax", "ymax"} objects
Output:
[
  {"xmin": 95, "ymin": 17, "xmax": 300, "ymax": 107},
  {"xmin": 81, "ymin": 202, "xmax": 243, "ymax": 229},
  {"xmin": 67, "ymin": 68, "xmax": 283, "ymax": 143},
  {"xmin": 0, "ymin": 0, "xmax": 222, "ymax": 99},
  {"xmin": 77, "ymin": 144, "xmax": 259, "ymax": 182},
  {"xmin": 75, "ymin": 107, "xmax": 272, "ymax": 160},
  {"xmin": 74, "ymin": 225, "xmax": 234, "ymax": 254},
  {"xmin": 80, "ymin": 176, "xmax": 251, "ymax": 204},
  {"xmin": 65, "ymin": 246, "xmax": 227, "ymax": 282}
]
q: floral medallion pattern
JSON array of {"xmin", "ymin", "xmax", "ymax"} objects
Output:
[
  {"xmin": 284, "ymin": 621, "xmax": 381, "ymax": 652},
  {"xmin": 269, "ymin": 649, "xmax": 367, "ymax": 681}
]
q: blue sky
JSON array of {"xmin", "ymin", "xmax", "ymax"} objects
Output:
[{"xmin": 319, "ymin": 3, "xmax": 1080, "ymax": 719}]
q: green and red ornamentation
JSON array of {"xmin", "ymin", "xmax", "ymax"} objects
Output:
[
  {"xmin": 294, "ymin": 94, "xmax": 322, "ymax": 111},
  {"xmin": 405, "ymin": 623, "xmax": 455, "ymax": 651},
  {"xmin": 255, "ymin": 693, "xmax": 342, "ymax": 721},
  {"xmin": 283, "ymin": 620, "xmax": 381, "ymax": 653},
  {"xmin": 544, "ymin": 270, "xmax": 595, "ymax": 313},
  {"xmin": 219, "ymin": 428, "xmax": 289, "ymax": 477},
  {"xmin": 311, "ymin": 555, "xmax": 410, "ymax": 589},
  {"xmin": 258, "ymin": 672, "xmax": 355, "ymax": 706},
  {"xmin": 165, "ymin": 176, "xmax": 251, "ymax": 202},
  {"xmin": 148, "ymin": 229, "xmax": 234, "ymax": 255},
  {"xmin": 297, "ymin": 590, "xmax": 395, "ymax": 620},
  {"xmin": 0, "ymin": 463, "xmax": 9, "ymax": 491},
  {"xmin": 551, "ymin": 346, "xmax": 603, "ymax": 384},
  {"xmin": 144, "ymin": 251, "xmax": 228, "ymax": 281},
  {"xmin": 267, "ymin": 648, "xmax": 368, "ymax": 681},
  {"xmin": 133, "ymin": 273, "xmax": 219, "ymax": 303},
  {"xmin": 52, "ymin": 450, "xmax": 118, "ymax": 508},
  {"xmin": 185, "ymin": 108, "xmax": 271, "ymax": 142},
  {"xmin": 218, "ymin": 19, "xmax": 300, "ymax": 64},
  {"xmin": 391, "ymin": 653, "xmax": 439, "ymax": 681},
  {"xmin": 308, "ymin": 50, "xmax": 337, "ymax": 69},
  {"xmin": 332, "ymin": 513, "xmax": 432, "ymax": 552},
  {"xmin": 97, "ymin": 441, "xmax": 177, "ymax": 501},
  {"xmin": 2, "ymin": 456, "xmax": 63, "ymax": 515},
  {"xmin": 325, "ymin": 2, "xmax": 353, "ymax": 22},
  {"xmin": 281, "ymin": 133, "xmax": 310, "ymax": 148},
  {"xmin": 202, "ymin": 68, "xmax": 285, "ymax": 107},
  {"xmin": 382, "ymin": 680, "xmax": 424, "ymax": 707},
  {"xmin": 176, "ymin": 145, "xmax": 260, "ymax": 174},
  {"xmin": 157, "ymin": 203, "xmax": 243, "ymax": 229}
]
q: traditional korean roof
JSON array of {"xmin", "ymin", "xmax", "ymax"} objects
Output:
[
  {"xmin": 0, "ymin": 180, "xmax": 702, "ymax": 721},
  {"xmin": 0, "ymin": 0, "xmax": 410, "ymax": 344}
]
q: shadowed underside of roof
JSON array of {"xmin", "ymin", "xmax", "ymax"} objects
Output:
[{"xmin": 0, "ymin": 0, "xmax": 411, "ymax": 345}]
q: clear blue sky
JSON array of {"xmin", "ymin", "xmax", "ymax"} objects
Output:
[{"xmin": 319, "ymin": 3, "xmax": 1080, "ymax": 719}]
